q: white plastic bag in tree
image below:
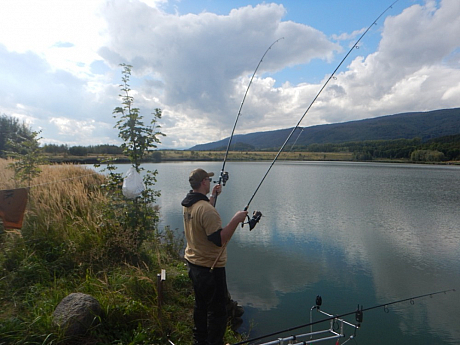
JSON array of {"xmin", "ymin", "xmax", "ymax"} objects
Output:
[{"xmin": 122, "ymin": 167, "xmax": 145, "ymax": 199}]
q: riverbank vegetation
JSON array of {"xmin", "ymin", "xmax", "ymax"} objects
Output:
[{"xmin": 0, "ymin": 159, "xmax": 192, "ymax": 344}]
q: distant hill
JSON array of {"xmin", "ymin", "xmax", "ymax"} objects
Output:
[{"xmin": 190, "ymin": 108, "xmax": 460, "ymax": 150}]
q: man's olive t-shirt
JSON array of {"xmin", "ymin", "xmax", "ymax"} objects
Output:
[{"xmin": 183, "ymin": 200, "xmax": 226, "ymax": 267}]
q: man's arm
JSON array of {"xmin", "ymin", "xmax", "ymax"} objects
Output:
[
  {"xmin": 208, "ymin": 184, "xmax": 222, "ymax": 207},
  {"xmin": 209, "ymin": 194, "xmax": 216, "ymax": 207},
  {"xmin": 220, "ymin": 210, "xmax": 247, "ymax": 244}
]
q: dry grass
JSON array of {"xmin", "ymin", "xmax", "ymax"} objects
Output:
[
  {"xmin": 1, "ymin": 158, "xmax": 103, "ymax": 188},
  {"xmin": 1, "ymin": 159, "xmax": 107, "ymax": 262},
  {"xmin": 1, "ymin": 159, "xmax": 105, "ymax": 228}
]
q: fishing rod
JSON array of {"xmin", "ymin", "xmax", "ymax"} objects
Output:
[
  {"xmin": 214, "ymin": 37, "xmax": 284, "ymax": 207},
  {"xmin": 241, "ymin": 0, "xmax": 400, "ymax": 229},
  {"xmin": 231, "ymin": 288, "xmax": 456, "ymax": 345},
  {"xmin": 209, "ymin": 39, "xmax": 283, "ymax": 272}
]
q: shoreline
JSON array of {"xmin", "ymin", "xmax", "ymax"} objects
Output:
[{"xmin": 46, "ymin": 154, "xmax": 460, "ymax": 166}]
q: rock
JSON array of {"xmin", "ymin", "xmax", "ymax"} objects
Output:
[{"xmin": 52, "ymin": 292, "xmax": 102, "ymax": 337}]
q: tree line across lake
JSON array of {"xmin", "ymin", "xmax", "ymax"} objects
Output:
[
  {"xmin": 2, "ymin": 114, "xmax": 460, "ymax": 163},
  {"xmin": 288, "ymin": 136, "xmax": 460, "ymax": 162},
  {"xmin": 31, "ymin": 135, "xmax": 460, "ymax": 163}
]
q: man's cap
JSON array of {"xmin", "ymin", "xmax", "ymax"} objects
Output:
[{"xmin": 189, "ymin": 168, "xmax": 214, "ymax": 186}]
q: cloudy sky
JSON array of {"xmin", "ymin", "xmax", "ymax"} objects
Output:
[{"xmin": 1, "ymin": 0, "xmax": 459, "ymax": 149}]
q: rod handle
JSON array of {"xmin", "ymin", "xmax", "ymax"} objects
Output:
[{"xmin": 210, "ymin": 242, "xmax": 227, "ymax": 272}]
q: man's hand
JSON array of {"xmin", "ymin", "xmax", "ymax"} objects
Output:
[
  {"xmin": 232, "ymin": 210, "xmax": 248, "ymax": 224},
  {"xmin": 211, "ymin": 183, "xmax": 222, "ymax": 198}
]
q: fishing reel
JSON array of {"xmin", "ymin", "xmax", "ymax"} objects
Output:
[
  {"xmin": 215, "ymin": 171, "xmax": 229, "ymax": 186},
  {"xmin": 244, "ymin": 210, "xmax": 263, "ymax": 231}
]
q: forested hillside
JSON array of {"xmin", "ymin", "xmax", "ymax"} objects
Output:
[{"xmin": 191, "ymin": 108, "xmax": 460, "ymax": 151}]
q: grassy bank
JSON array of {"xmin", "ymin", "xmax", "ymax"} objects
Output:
[
  {"xmin": 0, "ymin": 159, "xmax": 241, "ymax": 344},
  {"xmin": 43, "ymin": 150, "xmax": 460, "ymax": 166},
  {"xmin": 43, "ymin": 150, "xmax": 355, "ymax": 164},
  {"xmin": 153, "ymin": 150, "xmax": 460, "ymax": 164},
  {"xmin": 160, "ymin": 150, "xmax": 354, "ymax": 162}
]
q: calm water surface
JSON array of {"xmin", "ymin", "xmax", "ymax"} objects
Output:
[{"xmin": 107, "ymin": 161, "xmax": 460, "ymax": 344}]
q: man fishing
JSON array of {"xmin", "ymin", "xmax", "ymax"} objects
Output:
[{"xmin": 181, "ymin": 168, "xmax": 247, "ymax": 345}]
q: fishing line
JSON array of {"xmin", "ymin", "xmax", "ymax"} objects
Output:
[
  {"xmin": 231, "ymin": 288, "xmax": 456, "ymax": 345},
  {"xmin": 242, "ymin": 1, "xmax": 400, "ymax": 219},
  {"xmin": 214, "ymin": 37, "xmax": 284, "ymax": 206}
]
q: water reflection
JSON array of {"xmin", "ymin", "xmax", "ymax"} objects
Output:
[{"xmin": 220, "ymin": 162, "xmax": 459, "ymax": 343}]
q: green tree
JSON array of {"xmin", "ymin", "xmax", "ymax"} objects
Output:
[
  {"xmin": 69, "ymin": 145, "xmax": 88, "ymax": 156},
  {"xmin": 411, "ymin": 149, "xmax": 445, "ymax": 162},
  {"xmin": 113, "ymin": 63, "xmax": 164, "ymax": 168},
  {"xmin": 0, "ymin": 114, "xmax": 35, "ymax": 158},
  {"xmin": 99, "ymin": 64, "xmax": 165, "ymax": 263},
  {"xmin": 7, "ymin": 130, "xmax": 47, "ymax": 188},
  {"xmin": 43, "ymin": 143, "xmax": 69, "ymax": 155}
]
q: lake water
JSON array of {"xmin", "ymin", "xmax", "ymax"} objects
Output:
[{"xmin": 99, "ymin": 161, "xmax": 460, "ymax": 345}]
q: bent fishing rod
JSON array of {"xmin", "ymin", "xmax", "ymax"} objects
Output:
[
  {"xmin": 241, "ymin": 0, "xmax": 400, "ymax": 229},
  {"xmin": 231, "ymin": 288, "xmax": 456, "ymax": 345},
  {"xmin": 214, "ymin": 37, "xmax": 284, "ymax": 207},
  {"xmin": 209, "ymin": 39, "xmax": 283, "ymax": 273}
]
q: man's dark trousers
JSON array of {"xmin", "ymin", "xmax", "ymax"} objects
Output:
[{"xmin": 187, "ymin": 261, "xmax": 228, "ymax": 345}]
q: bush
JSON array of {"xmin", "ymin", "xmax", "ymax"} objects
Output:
[{"xmin": 410, "ymin": 149, "xmax": 445, "ymax": 162}]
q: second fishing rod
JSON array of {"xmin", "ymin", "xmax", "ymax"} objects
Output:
[{"xmin": 241, "ymin": 0, "xmax": 400, "ymax": 228}]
